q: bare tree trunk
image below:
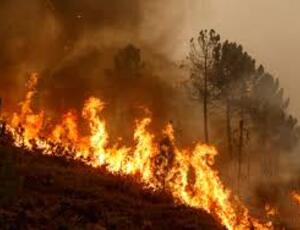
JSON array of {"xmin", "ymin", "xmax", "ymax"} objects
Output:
[
  {"xmin": 237, "ymin": 81, "xmax": 246, "ymax": 193},
  {"xmin": 226, "ymin": 96, "xmax": 233, "ymax": 158},
  {"xmin": 247, "ymin": 149, "xmax": 251, "ymax": 182},
  {"xmin": 237, "ymin": 118, "xmax": 244, "ymax": 193},
  {"xmin": 262, "ymin": 118, "xmax": 269, "ymax": 179},
  {"xmin": 203, "ymin": 56, "xmax": 209, "ymax": 144}
]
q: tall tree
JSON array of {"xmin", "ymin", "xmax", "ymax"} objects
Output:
[
  {"xmin": 212, "ymin": 41, "xmax": 255, "ymax": 158},
  {"xmin": 113, "ymin": 44, "xmax": 143, "ymax": 80},
  {"xmin": 212, "ymin": 41, "xmax": 256, "ymax": 191},
  {"xmin": 248, "ymin": 67, "xmax": 299, "ymax": 177},
  {"xmin": 104, "ymin": 44, "xmax": 144, "ymax": 142},
  {"xmin": 187, "ymin": 29, "xmax": 299, "ymax": 186},
  {"xmin": 188, "ymin": 29, "xmax": 220, "ymax": 144},
  {"xmin": 188, "ymin": 30, "xmax": 299, "ymax": 191}
]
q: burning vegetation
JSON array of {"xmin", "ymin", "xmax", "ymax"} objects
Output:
[
  {"xmin": 2, "ymin": 73, "xmax": 273, "ymax": 229},
  {"xmin": 1, "ymin": 1, "xmax": 300, "ymax": 230}
]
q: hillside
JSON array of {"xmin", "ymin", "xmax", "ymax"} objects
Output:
[{"xmin": 0, "ymin": 141, "xmax": 223, "ymax": 230}]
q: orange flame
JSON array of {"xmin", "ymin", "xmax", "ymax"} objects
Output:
[
  {"xmin": 6, "ymin": 74, "xmax": 273, "ymax": 230},
  {"xmin": 10, "ymin": 73, "xmax": 44, "ymax": 147},
  {"xmin": 291, "ymin": 191, "xmax": 300, "ymax": 206},
  {"xmin": 265, "ymin": 204, "xmax": 277, "ymax": 218},
  {"xmin": 51, "ymin": 111, "xmax": 79, "ymax": 144}
]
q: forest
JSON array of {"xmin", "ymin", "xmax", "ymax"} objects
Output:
[{"xmin": 1, "ymin": 1, "xmax": 300, "ymax": 229}]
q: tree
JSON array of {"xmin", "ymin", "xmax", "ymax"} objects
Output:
[
  {"xmin": 188, "ymin": 29, "xmax": 221, "ymax": 144},
  {"xmin": 248, "ymin": 68, "xmax": 299, "ymax": 177},
  {"xmin": 113, "ymin": 44, "xmax": 143, "ymax": 80},
  {"xmin": 212, "ymin": 41, "xmax": 256, "ymax": 160},
  {"xmin": 103, "ymin": 44, "xmax": 145, "ymax": 143},
  {"xmin": 188, "ymin": 30, "xmax": 299, "ymax": 190},
  {"xmin": 211, "ymin": 41, "xmax": 256, "ymax": 191}
]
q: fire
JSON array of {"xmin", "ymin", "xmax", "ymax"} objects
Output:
[
  {"xmin": 10, "ymin": 73, "xmax": 44, "ymax": 147},
  {"xmin": 51, "ymin": 111, "xmax": 79, "ymax": 144},
  {"xmin": 265, "ymin": 204, "xmax": 277, "ymax": 217},
  {"xmin": 4, "ymin": 74, "xmax": 273, "ymax": 230},
  {"xmin": 82, "ymin": 97, "xmax": 108, "ymax": 166},
  {"xmin": 291, "ymin": 191, "xmax": 300, "ymax": 206}
]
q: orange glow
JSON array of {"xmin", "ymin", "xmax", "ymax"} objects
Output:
[
  {"xmin": 10, "ymin": 73, "xmax": 45, "ymax": 148},
  {"xmin": 5, "ymin": 75, "xmax": 273, "ymax": 230},
  {"xmin": 265, "ymin": 204, "xmax": 277, "ymax": 217},
  {"xmin": 51, "ymin": 111, "xmax": 79, "ymax": 144},
  {"xmin": 291, "ymin": 191, "xmax": 300, "ymax": 206}
]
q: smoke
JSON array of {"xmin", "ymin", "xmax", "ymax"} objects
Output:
[
  {"xmin": 2, "ymin": 0, "xmax": 300, "ymax": 226},
  {"xmin": 0, "ymin": 0, "xmax": 141, "ymax": 88},
  {"xmin": 0, "ymin": 0, "xmax": 202, "ymax": 144},
  {"xmin": 0, "ymin": 0, "xmax": 59, "ymax": 105}
]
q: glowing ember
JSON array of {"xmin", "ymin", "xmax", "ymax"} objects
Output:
[
  {"xmin": 291, "ymin": 191, "xmax": 300, "ymax": 206},
  {"xmin": 5, "ymin": 74, "xmax": 273, "ymax": 230},
  {"xmin": 265, "ymin": 204, "xmax": 277, "ymax": 218}
]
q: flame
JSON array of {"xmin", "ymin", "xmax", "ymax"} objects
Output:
[
  {"xmin": 10, "ymin": 74, "xmax": 45, "ymax": 148},
  {"xmin": 51, "ymin": 111, "xmax": 79, "ymax": 144},
  {"xmin": 5, "ymin": 75, "xmax": 274, "ymax": 230},
  {"xmin": 291, "ymin": 191, "xmax": 300, "ymax": 206},
  {"xmin": 265, "ymin": 204, "xmax": 277, "ymax": 218}
]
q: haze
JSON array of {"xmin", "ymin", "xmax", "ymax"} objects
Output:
[
  {"xmin": 166, "ymin": 0, "xmax": 300, "ymax": 119},
  {"xmin": 1, "ymin": 0, "xmax": 299, "ymax": 118}
]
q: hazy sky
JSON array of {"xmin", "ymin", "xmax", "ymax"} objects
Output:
[{"xmin": 169, "ymin": 0, "xmax": 300, "ymax": 118}]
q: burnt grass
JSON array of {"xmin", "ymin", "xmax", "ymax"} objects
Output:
[{"xmin": 0, "ymin": 140, "xmax": 223, "ymax": 230}]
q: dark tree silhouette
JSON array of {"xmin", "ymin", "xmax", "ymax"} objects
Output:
[
  {"xmin": 212, "ymin": 41, "xmax": 256, "ymax": 161},
  {"xmin": 187, "ymin": 30, "xmax": 299, "ymax": 190},
  {"xmin": 211, "ymin": 41, "xmax": 256, "ymax": 190},
  {"xmin": 113, "ymin": 44, "xmax": 143, "ymax": 80},
  {"xmin": 188, "ymin": 29, "xmax": 221, "ymax": 144},
  {"xmin": 248, "ymin": 67, "xmax": 300, "ymax": 177}
]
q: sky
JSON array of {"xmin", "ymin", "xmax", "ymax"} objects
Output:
[
  {"xmin": 145, "ymin": 0, "xmax": 300, "ymax": 119},
  {"xmin": 177, "ymin": 0, "xmax": 300, "ymax": 119}
]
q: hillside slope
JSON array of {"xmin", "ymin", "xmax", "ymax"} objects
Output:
[{"xmin": 0, "ymin": 143, "xmax": 223, "ymax": 230}]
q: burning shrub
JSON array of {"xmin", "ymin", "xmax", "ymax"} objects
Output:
[{"xmin": 153, "ymin": 134, "xmax": 175, "ymax": 190}]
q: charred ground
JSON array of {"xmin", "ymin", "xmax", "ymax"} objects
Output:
[{"xmin": 0, "ymin": 136, "xmax": 222, "ymax": 230}]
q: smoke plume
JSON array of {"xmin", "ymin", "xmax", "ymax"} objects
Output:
[{"xmin": 0, "ymin": 0, "xmax": 202, "ymax": 144}]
